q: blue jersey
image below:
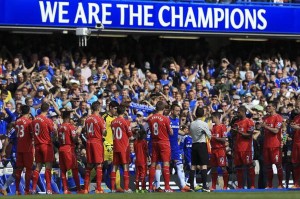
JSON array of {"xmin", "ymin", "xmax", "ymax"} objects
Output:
[
  {"xmin": 7, "ymin": 128, "xmax": 17, "ymax": 154},
  {"xmin": 183, "ymin": 135, "xmax": 192, "ymax": 164},
  {"xmin": 169, "ymin": 116, "xmax": 180, "ymax": 150}
]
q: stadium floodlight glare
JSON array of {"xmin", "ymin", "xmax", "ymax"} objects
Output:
[
  {"xmin": 229, "ymin": 38, "xmax": 268, "ymax": 42},
  {"xmin": 159, "ymin": 36, "xmax": 200, "ymax": 40},
  {"xmin": 11, "ymin": 31, "xmax": 53, "ymax": 35}
]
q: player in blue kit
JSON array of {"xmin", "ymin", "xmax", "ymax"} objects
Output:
[
  {"xmin": 0, "ymin": 124, "xmax": 18, "ymax": 195},
  {"xmin": 169, "ymin": 104, "xmax": 191, "ymax": 192}
]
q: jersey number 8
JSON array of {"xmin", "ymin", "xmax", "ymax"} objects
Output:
[{"xmin": 153, "ymin": 122, "xmax": 159, "ymax": 135}]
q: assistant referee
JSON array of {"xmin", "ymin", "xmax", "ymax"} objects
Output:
[{"xmin": 189, "ymin": 107, "xmax": 211, "ymax": 192}]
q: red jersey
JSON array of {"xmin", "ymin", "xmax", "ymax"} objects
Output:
[
  {"xmin": 15, "ymin": 116, "xmax": 33, "ymax": 153},
  {"xmin": 211, "ymin": 124, "xmax": 227, "ymax": 149},
  {"xmin": 111, "ymin": 117, "xmax": 132, "ymax": 152},
  {"xmin": 148, "ymin": 113, "xmax": 171, "ymax": 142},
  {"xmin": 263, "ymin": 114, "xmax": 283, "ymax": 148},
  {"xmin": 292, "ymin": 115, "xmax": 300, "ymax": 144},
  {"xmin": 234, "ymin": 118, "xmax": 254, "ymax": 152},
  {"xmin": 58, "ymin": 123, "xmax": 77, "ymax": 151},
  {"xmin": 32, "ymin": 114, "xmax": 54, "ymax": 145},
  {"xmin": 85, "ymin": 114, "xmax": 106, "ymax": 142},
  {"xmin": 134, "ymin": 139, "xmax": 148, "ymax": 165}
]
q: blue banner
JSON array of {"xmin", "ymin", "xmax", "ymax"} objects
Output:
[{"xmin": 0, "ymin": 0, "xmax": 300, "ymax": 34}]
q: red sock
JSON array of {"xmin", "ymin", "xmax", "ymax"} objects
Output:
[
  {"xmin": 211, "ymin": 172, "xmax": 218, "ymax": 189},
  {"xmin": 236, "ymin": 167, "xmax": 244, "ymax": 189},
  {"xmin": 45, "ymin": 168, "xmax": 52, "ymax": 192},
  {"xmin": 223, "ymin": 170, "xmax": 229, "ymax": 189},
  {"xmin": 25, "ymin": 168, "xmax": 32, "ymax": 192},
  {"xmin": 294, "ymin": 166, "xmax": 300, "ymax": 186},
  {"xmin": 141, "ymin": 167, "xmax": 146, "ymax": 190},
  {"xmin": 110, "ymin": 171, "xmax": 116, "ymax": 191},
  {"xmin": 124, "ymin": 171, "xmax": 129, "ymax": 190},
  {"xmin": 135, "ymin": 176, "xmax": 139, "ymax": 190},
  {"xmin": 162, "ymin": 166, "xmax": 170, "ymax": 190},
  {"xmin": 15, "ymin": 169, "xmax": 22, "ymax": 192},
  {"xmin": 266, "ymin": 167, "xmax": 273, "ymax": 188},
  {"xmin": 84, "ymin": 168, "xmax": 91, "ymax": 191},
  {"xmin": 72, "ymin": 168, "xmax": 81, "ymax": 191},
  {"xmin": 277, "ymin": 165, "xmax": 283, "ymax": 187},
  {"xmin": 96, "ymin": 167, "xmax": 103, "ymax": 191},
  {"xmin": 32, "ymin": 170, "xmax": 40, "ymax": 192},
  {"xmin": 248, "ymin": 166, "xmax": 255, "ymax": 188},
  {"xmin": 148, "ymin": 166, "xmax": 155, "ymax": 190},
  {"xmin": 61, "ymin": 169, "xmax": 68, "ymax": 191}
]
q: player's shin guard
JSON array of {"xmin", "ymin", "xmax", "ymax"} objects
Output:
[
  {"xmin": 236, "ymin": 167, "xmax": 244, "ymax": 189},
  {"xmin": 15, "ymin": 169, "xmax": 22, "ymax": 192},
  {"xmin": 201, "ymin": 169, "xmax": 208, "ymax": 189},
  {"xmin": 96, "ymin": 167, "xmax": 103, "ymax": 191},
  {"xmin": 116, "ymin": 170, "xmax": 121, "ymax": 189},
  {"xmin": 266, "ymin": 167, "xmax": 273, "ymax": 188},
  {"xmin": 25, "ymin": 168, "xmax": 31, "ymax": 192},
  {"xmin": 72, "ymin": 168, "xmax": 81, "ymax": 191},
  {"xmin": 32, "ymin": 170, "xmax": 40, "ymax": 191},
  {"xmin": 110, "ymin": 171, "xmax": 116, "ymax": 191},
  {"xmin": 45, "ymin": 168, "xmax": 52, "ymax": 192},
  {"xmin": 293, "ymin": 166, "xmax": 300, "ymax": 186},
  {"xmin": 124, "ymin": 171, "xmax": 129, "ymax": 190},
  {"xmin": 211, "ymin": 172, "xmax": 218, "ymax": 190},
  {"xmin": 276, "ymin": 165, "xmax": 283, "ymax": 187},
  {"xmin": 148, "ymin": 166, "xmax": 155, "ymax": 190},
  {"xmin": 176, "ymin": 162, "xmax": 186, "ymax": 188},
  {"xmin": 162, "ymin": 166, "xmax": 170, "ymax": 190},
  {"xmin": 189, "ymin": 170, "xmax": 196, "ymax": 190},
  {"xmin": 248, "ymin": 166, "xmax": 255, "ymax": 188},
  {"xmin": 84, "ymin": 168, "xmax": 92, "ymax": 191},
  {"xmin": 223, "ymin": 170, "xmax": 229, "ymax": 189},
  {"xmin": 61, "ymin": 169, "xmax": 68, "ymax": 191}
]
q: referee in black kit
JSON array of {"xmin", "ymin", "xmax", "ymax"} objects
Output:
[{"xmin": 189, "ymin": 107, "xmax": 211, "ymax": 192}]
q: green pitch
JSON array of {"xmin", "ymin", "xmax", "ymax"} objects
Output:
[{"xmin": 5, "ymin": 192, "xmax": 300, "ymax": 199}]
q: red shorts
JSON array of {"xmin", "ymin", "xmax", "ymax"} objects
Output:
[
  {"xmin": 16, "ymin": 152, "xmax": 34, "ymax": 168},
  {"xmin": 292, "ymin": 143, "xmax": 300, "ymax": 164},
  {"xmin": 35, "ymin": 144, "xmax": 54, "ymax": 163},
  {"xmin": 151, "ymin": 141, "xmax": 171, "ymax": 163},
  {"xmin": 86, "ymin": 142, "xmax": 104, "ymax": 164},
  {"xmin": 263, "ymin": 147, "xmax": 282, "ymax": 165},
  {"xmin": 234, "ymin": 151, "xmax": 253, "ymax": 166},
  {"xmin": 113, "ymin": 147, "xmax": 130, "ymax": 165},
  {"xmin": 210, "ymin": 148, "xmax": 227, "ymax": 167},
  {"xmin": 59, "ymin": 147, "xmax": 78, "ymax": 170},
  {"xmin": 135, "ymin": 165, "xmax": 147, "ymax": 179}
]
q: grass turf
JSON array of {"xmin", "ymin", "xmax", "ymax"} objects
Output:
[{"xmin": 5, "ymin": 192, "xmax": 300, "ymax": 199}]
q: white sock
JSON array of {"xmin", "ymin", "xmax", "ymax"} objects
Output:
[
  {"xmin": 155, "ymin": 169, "xmax": 161, "ymax": 188},
  {"xmin": 176, "ymin": 162, "xmax": 186, "ymax": 188},
  {"xmin": 3, "ymin": 175, "xmax": 15, "ymax": 189}
]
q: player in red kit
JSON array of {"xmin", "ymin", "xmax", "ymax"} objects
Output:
[
  {"xmin": 290, "ymin": 113, "xmax": 300, "ymax": 188},
  {"xmin": 134, "ymin": 128, "xmax": 148, "ymax": 193},
  {"xmin": 148, "ymin": 101, "xmax": 173, "ymax": 192},
  {"xmin": 110, "ymin": 105, "xmax": 133, "ymax": 193},
  {"xmin": 231, "ymin": 106, "xmax": 255, "ymax": 189},
  {"xmin": 31, "ymin": 102, "xmax": 56, "ymax": 194},
  {"xmin": 83, "ymin": 101, "xmax": 106, "ymax": 194},
  {"xmin": 15, "ymin": 105, "xmax": 33, "ymax": 195},
  {"xmin": 57, "ymin": 110, "xmax": 83, "ymax": 194},
  {"xmin": 261, "ymin": 102, "xmax": 284, "ymax": 189},
  {"xmin": 210, "ymin": 112, "xmax": 228, "ymax": 190}
]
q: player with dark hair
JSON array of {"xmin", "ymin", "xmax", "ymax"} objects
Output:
[
  {"xmin": 32, "ymin": 102, "xmax": 56, "ymax": 194},
  {"xmin": 210, "ymin": 112, "xmax": 229, "ymax": 190},
  {"xmin": 110, "ymin": 105, "xmax": 133, "ymax": 193},
  {"xmin": 57, "ymin": 110, "xmax": 83, "ymax": 194},
  {"xmin": 148, "ymin": 101, "xmax": 173, "ymax": 192},
  {"xmin": 83, "ymin": 101, "xmax": 106, "ymax": 194},
  {"xmin": 261, "ymin": 102, "xmax": 284, "ymax": 189},
  {"xmin": 231, "ymin": 106, "xmax": 255, "ymax": 189}
]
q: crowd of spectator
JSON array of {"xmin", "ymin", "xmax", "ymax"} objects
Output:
[{"xmin": 1, "ymin": 33, "xmax": 300, "ymax": 189}]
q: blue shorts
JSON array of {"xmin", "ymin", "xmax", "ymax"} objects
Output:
[{"xmin": 171, "ymin": 149, "xmax": 182, "ymax": 162}]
